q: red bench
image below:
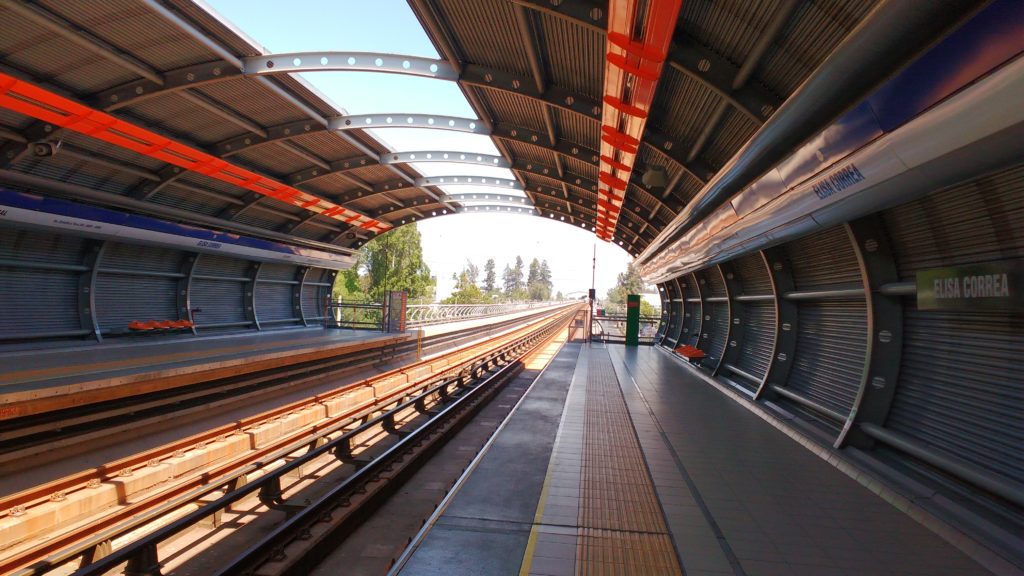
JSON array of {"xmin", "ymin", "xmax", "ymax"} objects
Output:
[
  {"xmin": 128, "ymin": 319, "xmax": 195, "ymax": 332},
  {"xmin": 674, "ymin": 344, "xmax": 706, "ymax": 364}
]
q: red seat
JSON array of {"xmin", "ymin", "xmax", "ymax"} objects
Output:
[{"xmin": 674, "ymin": 345, "xmax": 706, "ymax": 360}]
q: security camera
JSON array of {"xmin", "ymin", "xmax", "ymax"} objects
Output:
[
  {"xmin": 641, "ymin": 165, "xmax": 668, "ymax": 189},
  {"xmin": 30, "ymin": 140, "xmax": 61, "ymax": 157}
]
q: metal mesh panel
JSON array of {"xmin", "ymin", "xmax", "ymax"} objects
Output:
[{"xmin": 192, "ymin": 254, "xmax": 252, "ymax": 327}]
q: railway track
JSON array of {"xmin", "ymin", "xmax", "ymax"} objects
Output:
[
  {"xmin": 0, "ymin": 304, "xmax": 572, "ymax": 468},
  {"xmin": 0, "ymin": 304, "xmax": 581, "ymax": 575}
]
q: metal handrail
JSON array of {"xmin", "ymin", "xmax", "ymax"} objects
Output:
[
  {"xmin": 405, "ymin": 301, "xmax": 573, "ymax": 327},
  {"xmin": 590, "ymin": 314, "xmax": 662, "ymax": 344}
]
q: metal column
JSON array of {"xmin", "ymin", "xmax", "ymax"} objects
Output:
[{"xmin": 837, "ymin": 215, "xmax": 904, "ymax": 448}]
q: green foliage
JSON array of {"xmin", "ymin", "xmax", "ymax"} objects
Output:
[
  {"xmin": 443, "ymin": 259, "xmax": 491, "ymax": 304},
  {"xmin": 526, "ymin": 257, "xmax": 553, "ymax": 300},
  {"xmin": 605, "ymin": 261, "xmax": 657, "ymax": 316},
  {"xmin": 332, "ymin": 223, "xmax": 435, "ymax": 303},
  {"xmin": 502, "ymin": 257, "xmax": 525, "ymax": 295},
  {"xmin": 483, "ymin": 258, "xmax": 496, "ymax": 292}
]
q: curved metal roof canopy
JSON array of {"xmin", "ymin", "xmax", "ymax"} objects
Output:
[{"xmin": 0, "ymin": 0, "xmax": 988, "ymax": 268}]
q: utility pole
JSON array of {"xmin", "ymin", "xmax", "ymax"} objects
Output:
[{"xmin": 589, "ymin": 243, "xmax": 596, "ymax": 342}]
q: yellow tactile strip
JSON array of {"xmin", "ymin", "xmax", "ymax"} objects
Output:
[{"xmin": 576, "ymin": 351, "xmax": 682, "ymax": 575}]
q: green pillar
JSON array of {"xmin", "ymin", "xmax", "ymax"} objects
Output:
[{"xmin": 625, "ymin": 294, "xmax": 640, "ymax": 346}]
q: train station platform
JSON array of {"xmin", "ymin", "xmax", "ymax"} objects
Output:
[
  {"xmin": 0, "ymin": 328, "xmax": 409, "ymax": 422},
  {"xmin": 0, "ymin": 305, "xmax": 569, "ymax": 423},
  {"xmin": 396, "ymin": 344, "xmax": 993, "ymax": 576}
]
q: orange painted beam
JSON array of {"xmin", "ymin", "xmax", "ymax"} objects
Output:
[{"xmin": 0, "ymin": 73, "xmax": 390, "ymax": 233}]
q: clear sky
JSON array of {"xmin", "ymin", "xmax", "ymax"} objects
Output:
[{"xmin": 204, "ymin": 0, "xmax": 635, "ymax": 299}]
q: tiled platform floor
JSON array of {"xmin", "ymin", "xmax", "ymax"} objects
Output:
[{"xmin": 398, "ymin": 344, "xmax": 995, "ymax": 576}]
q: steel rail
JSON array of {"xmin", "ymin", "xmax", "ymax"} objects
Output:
[
  {"xmin": 60, "ymin": 307, "xmax": 575, "ymax": 576},
  {"xmin": 2, "ymin": 306, "xmax": 579, "ymax": 575},
  {"xmin": 211, "ymin": 313, "xmax": 572, "ymax": 576},
  {"xmin": 0, "ymin": 305, "xmax": 565, "ymax": 511},
  {"xmin": 0, "ymin": 305, "xmax": 571, "ymax": 452}
]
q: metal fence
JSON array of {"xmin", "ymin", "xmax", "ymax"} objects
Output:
[
  {"xmin": 405, "ymin": 302, "xmax": 565, "ymax": 327},
  {"xmin": 325, "ymin": 298, "xmax": 576, "ymax": 331},
  {"xmin": 590, "ymin": 314, "xmax": 662, "ymax": 345},
  {"xmin": 324, "ymin": 299, "xmax": 385, "ymax": 331}
]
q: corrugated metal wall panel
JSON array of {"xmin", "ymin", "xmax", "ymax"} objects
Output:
[
  {"xmin": 192, "ymin": 278, "xmax": 246, "ymax": 326},
  {"xmin": 101, "ymin": 242, "xmax": 182, "ymax": 272},
  {"xmin": 882, "ymin": 163, "xmax": 1024, "ymax": 483},
  {"xmin": 787, "ymin": 226, "xmax": 862, "ymax": 289},
  {"xmin": 259, "ymin": 263, "xmax": 298, "ymax": 281},
  {"xmin": 255, "ymin": 263, "xmax": 298, "ymax": 324},
  {"xmin": 255, "ymin": 282, "xmax": 294, "ymax": 323},
  {"xmin": 704, "ymin": 301, "xmax": 730, "ymax": 363},
  {"xmin": 0, "ymin": 229, "xmax": 84, "ymax": 337},
  {"xmin": 787, "ymin": 300, "xmax": 867, "ymax": 418},
  {"xmin": 0, "ymin": 228, "xmax": 85, "ymax": 264},
  {"xmin": 884, "ymin": 164, "xmax": 1024, "ymax": 279},
  {"xmin": 301, "ymin": 284, "xmax": 325, "ymax": 321},
  {"xmin": 732, "ymin": 252, "xmax": 773, "ymax": 294},
  {"xmin": 194, "ymin": 253, "xmax": 250, "ymax": 277},
  {"xmin": 0, "ymin": 268, "xmax": 79, "ymax": 336},
  {"xmin": 191, "ymin": 254, "xmax": 252, "ymax": 328},
  {"xmin": 95, "ymin": 274, "xmax": 177, "ymax": 330},
  {"xmin": 782, "ymin": 225, "xmax": 866, "ymax": 427},
  {"xmin": 736, "ymin": 302, "xmax": 776, "ymax": 382},
  {"xmin": 93, "ymin": 243, "xmax": 184, "ymax": 331},
  {"xmin": 682, "ymin": 274, "xmax": 702, "ymax": 346},
  {"xmin": 703, "ymin": 267, "xmax": 727, "ymax": 297},
  {"xmin": 888, "ymin": 307, "xmax": 1023, "ymax": 481}
]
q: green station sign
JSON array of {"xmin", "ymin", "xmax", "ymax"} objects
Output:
[{"xmin": 916, "ymin": 259, "xmax": 1023, "ymax": 311}]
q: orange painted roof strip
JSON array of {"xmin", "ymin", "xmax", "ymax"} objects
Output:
[
  {"xmin": 0, "ymin": 72, "xmax": 390, "ymax": 233},
  {"xmin": 595, "ymin": 0, "xmax": 681, "ymax": 244}
]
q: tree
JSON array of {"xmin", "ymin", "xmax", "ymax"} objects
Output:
[
  {"xmin": 483, "ymin": 258, "xmax": 496, "ymax": 292},
  {"xmin": 502, "ymin": 264, "xmax": 516, "ymax": 295},
  {"xmin": 512, "ymin": 256, "xmax": 525, "ymax": 292},
  {"xmin": 444, "ymin": 263, "xmax": 487, "ymax": 304},
  {"xmin": 334, "ymin": 223, "xmax": 436, "ymax": 303},
  {"xmin": 539, "ymin": 260, "xmax": 552, "ymax": 290},
  {"xmin": 527, "ymin": 257, "xmax": 553, "ymax": 301},
  {"xmin": 605, "ymin": 261, "xmax": 656, "ymax": 315},
  {"xmin": 527, "ymin": 258, "xmax": 540, "ymax": 287},
  {"xmin": 464, "ymin": 259, "xmax": 480, "ymax": 287}
]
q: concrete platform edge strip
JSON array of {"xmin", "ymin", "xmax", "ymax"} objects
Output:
[
  {"xmin": 653, "ymin": 346, "xmax": 1021, "ymax": 576},
  {"xmin": 517, "ymin": 346, "xmax": 589, "ymax": 576},
  {"xmin": 387, "ymin": 340, "xmax": 578, "ymax": 576}
]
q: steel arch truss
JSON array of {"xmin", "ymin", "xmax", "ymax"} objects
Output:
[
  {"xmin": 242, "ymin": 52, "xmax": 459, "ymax": 80},
  {"xmin": 381, "ymin": 150, "xmax": 509, "ymax": 168}
]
